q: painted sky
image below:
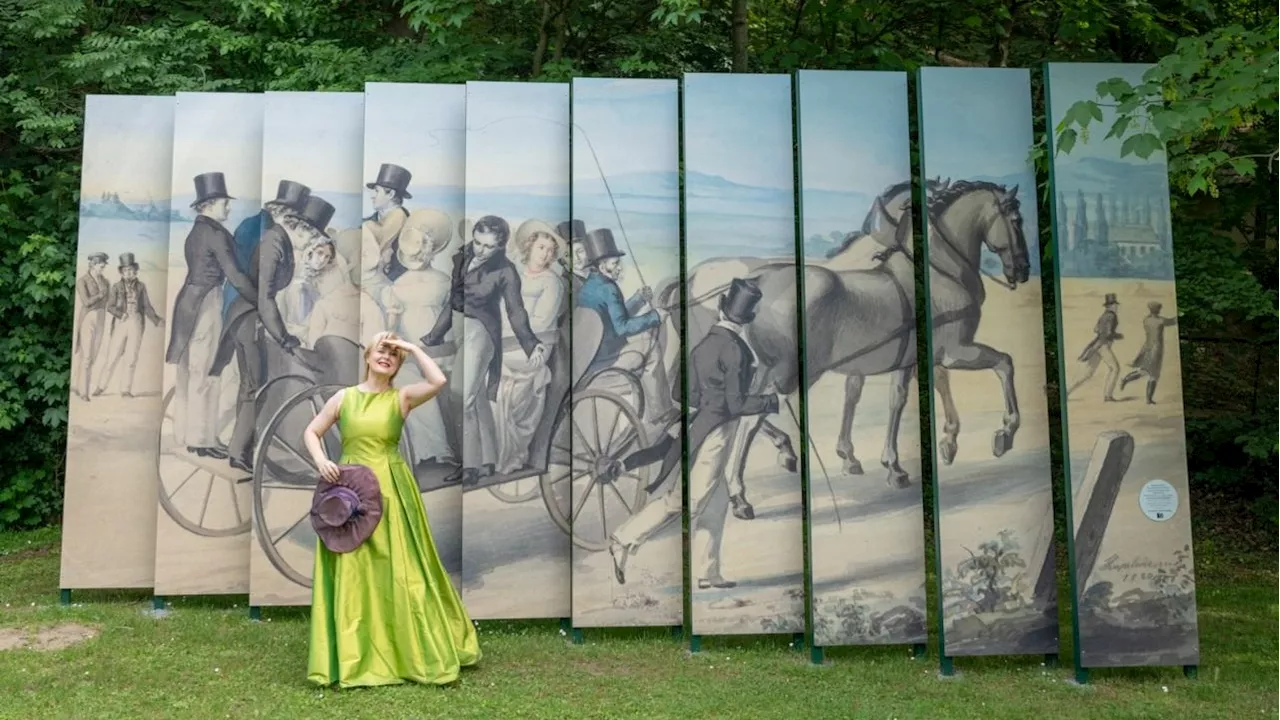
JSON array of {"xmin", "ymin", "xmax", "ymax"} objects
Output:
[
  {"xmin": 683, "ymin": 73, "xmax": 794, "ymax": 191},
  {"xmin": 80, "ymin": 96, "xmax": 174, "ymax": 202},
  {"xmin": 919, "ymin": 67, "xmax": 1041, "ymax": 258},
  {"xmin": 1047, "ymin": 63, "xmax": 1165, "ymax": 167},
  {"xmin": 262, "ymin": 91, "xmax": 365, "ymax": 230},
  {"xmin": 571, "ymin": 78, "xmax": 679, "ymax": 180},
  {"xmin": 170, "ymin": 93, "xmax": 264, "ymax": 229},
  {"xmin": 465, "ymin": 81, "xmax": 569, "ymax": 191},
  {"xmin": 362, "ymin": 82, "xmax": 465, "ymax": 216},
  {"xmin": 796, "ymin": 70, "xmax": 910, "ymax": 195}
]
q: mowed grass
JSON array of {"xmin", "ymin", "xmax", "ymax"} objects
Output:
[{"xmin": 0, "ymin": 525, "xmax": 1275, "ymax": 720}]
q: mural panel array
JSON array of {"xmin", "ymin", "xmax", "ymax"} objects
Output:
[
  {"xmin": 154, "ymin": 92, "xmax": 263, "ymax": 596},
  {"xmin": 53, "ymin": 68, "xmax": 1198, "ymax": 676},
  {"xmin": 682, "ymin": 73, "xmax": 804, "ymax": 637},
  {"xmin": 60, "ymin": 96, "xmax": 173, "ymax": 591},
  {"xmin": 571, "ymin": 77, "xmax": 684, "ymax": 628},
  {"xmin": 1046, "ymin": 63, "xmax": 1199, "ymax": 670},
  {"xmin": 359, "ymin": 82, "xmax": 467, "ymax": 586},
  {"xmin": 918, "ymin": 67, "xmax": 1058, "ymax": 658},
  {"xmin": 796, "ymin": 70, "xmax": 928, "ymax": 649},
  {"xmin": 250, "ymin": 91, "xmax": 366, "ymax": 606},
  {"xmin": 458, "ymin": 81, "xmax": 572, "ymax": 619}
]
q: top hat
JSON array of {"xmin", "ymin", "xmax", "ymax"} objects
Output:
[
  {"xmin": 582, "ymin": 228, "xmax": 625, "ymax": 266},
  {"xmin": 87, "ymin": 252, "xmax": 109, "ymax": 265},
  {"xmin": 190, "ymin": 172, "xmax": 234, "ymax": 209},
  {"xmin": 296, "ymin": 195, "xmax": 336, "ymax": 234},
  {"xmin": 1103, "ymin": 293, "xmax": 1118, "ymax": 306},
  {"xmin": 719, "ymin": 277, "xmax": 764, "ymax": 325},
  {"xmin": 558, "ymin": 219, "xmax": 587, "ymax": 243},
  {"xmin": 266, "ymin": 179, "xmax": 311, "ymax": 210},
  {"xmin": 310, "ymin": 464, "xmax": 383, "ymax": 554},
  {"xmin": 118, "ymin": 252, "xmax": 138, "ymax": 270},
  {"xmin": 366, "ymin": 163, "xmax": 413, "ymax": 200}
]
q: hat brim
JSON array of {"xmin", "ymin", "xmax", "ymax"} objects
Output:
[
  {"xmin": 189, "ymin": 194, "xmax": 235, "ymax": 209},
  {"xmin": 366, "ymin": 182, "xmax": 412, "ymax": 200},
  {"xmin": 310, "ymin": 465, "xmax": 383, "ymax": 554}
]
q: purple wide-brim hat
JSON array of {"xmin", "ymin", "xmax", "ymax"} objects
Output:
[{"xmin": 310, "ymin": 464, "xmax": 383, "ymax": 553}]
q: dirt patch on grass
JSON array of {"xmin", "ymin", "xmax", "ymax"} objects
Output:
[
  {"xmin": 0, "ymin": 623, "xmax": 99, "ymax": 651},
  {"xmin": 0, "ymin": 545, "xmax": 56, "ymax": 564}
]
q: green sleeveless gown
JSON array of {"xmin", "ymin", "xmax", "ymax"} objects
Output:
[{"xmin": 307, "ymin": 387, "xmax": 480, "ymax": 688}]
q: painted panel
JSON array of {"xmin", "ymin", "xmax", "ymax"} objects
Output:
[
  {"xmin": 59, "ymin": 96, "xmax": 173, "ymax": 590},
  {"xmin": 1046, "ymin": 63, "xmax": 1199, "ymax": 668},
  {"xmin": 681, "ymin": 73, "xmax": 804, "ymax": 636},
  {"xmin": 918, "ymin": 67, "xmax": 1058, "ymax": 656},
  {"xmin": 153, "ymin": 92, "xmax": 263, "ymax": 596},
  {"xmin": 795, "ymin": 70, "xmax": 927, "ymax": 647},
  {"xmin": 250, "ymin": 91, "xmax": 365, "ymax": 605},
  {"xmin": 360, "ymin": 82, "xmax": 466, "ymax": 586},
  {"xmin": 570, "ymin": 77, "xmax": 683, "ymax": 628},
  {"xmin": 458, "ymin": 81, "xmax": 571, "ymax": 619}
]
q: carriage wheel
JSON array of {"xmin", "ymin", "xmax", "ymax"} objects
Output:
[
  {"xmin": 253, "ymin": 374, "xmax": 313, "ymax": 481},
  {"xmin": 541, "ymin": 388, "xmax": 651, "ymax": 551},
  {"xmin": 252, "ymin": 383, "xmax": 346, "ymax": 589},
  {"xmin": 590, "ymin": 367, "xmax": 645, "ymax": 421},
  {"xmin": 156, "ymin": 387, "xmax": 252, "ymax": 537},
  {"xmin": 487, "ymin": 477, "xmax": 541, "ymax": 503}
]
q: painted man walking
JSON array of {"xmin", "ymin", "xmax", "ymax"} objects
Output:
[
  {"xmin": 93, "ymin": 252, "xmax": 162, "ymax": 397},
  {"xmin": 1120, "ymin": 301, "xmax": 1177, "ymax": 404},
  {"xmin": 1067, "ymin": 292, "xmax": 1123, "ymax": 402}
]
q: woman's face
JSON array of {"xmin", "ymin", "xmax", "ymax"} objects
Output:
[
  {"xmin": 400, "ymin": 224, "xmax": 424, "ymax": 257},
  {"xmin": 366, "ymin": 341, "xmax": 402, "ymax": 377},
  {"xmin": 527, "ymin": 235, "xmax": 556, "ymax": 272},
  {"xmin": 305, "ymin": 242, "xmax": 334, "ymax": 272}
]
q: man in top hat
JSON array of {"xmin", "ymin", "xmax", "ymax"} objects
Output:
[
  {"xmin": 72, "ymin": 251, "xmax": 112, "ymax": 400},
  {"xmin": 223, "ymin": 180, "xmax": 308, "ymax": 318},
  {"xmin": 207, "ymin": 184, "xmax": 313, "ymax": 472},
  {"xmin": 575, "ymin": 227, "xmax": 679, "ymax": 426},
  {"xmin": 364, "ymin": 163, "xmax": 413, "ymax": 283},
  {"xmin": 605, "ymin": 277, "xmax": 783, "ymax": 589},
  {"xmin": 93, "ymin": 252, "xmax": 162, "ymax": 398},
  {"xmin": 1119, "ymin": 301, "xmax": 1178, "ymax": 404},
  {"xmin": 557, "ymin": 219, "xmax": 589, "ymax": 296},
  {"xmin": 1067, "ymin": 292, "xmax": 1123, "ymax": 402},
  {"xmin": 422, "ymin": 214, "xmax": 545, "ymax": 485},
  {"xmin": 165, "ymin": 171, "xmax": 256, "ymax": 460}
]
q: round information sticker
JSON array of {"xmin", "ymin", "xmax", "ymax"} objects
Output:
[{"xmin": 1138, "ymin": 479, "xmax": 1178, "ymax": 522}]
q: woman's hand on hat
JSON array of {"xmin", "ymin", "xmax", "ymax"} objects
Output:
[{"xmin": 317, "ymin": 459, "xmax": 340, "ymax": 483}]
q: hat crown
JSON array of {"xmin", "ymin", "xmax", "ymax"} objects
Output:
[
  {"xmin": 720, "ymin": 277, "xmax": 763, "ymax": 323},
  {"xmin": 314, "ymin": 486, "xmax": 361, "ymax": 527},
  {"xmin": 583, "ymin": 228, "xmax": 624, "ymax": 265},
  {"xmin": 298, "ymin": 195, "xmax": 336, "ymax": 232},
  {"xmin": 371, "ymin": 163, "xmax": 412, "ymax": 193},
  {"xmin": 192, "ymin": 172, "xmax": 230, "ymax": 204},
  {"xmin": 118, "ymin": 252, "xmax": 136, "ymax": 267},
  {"xmin": 273, "ymin": 180, "xmax": 311, "ymax": 208},
  {"xmin": 558, "ymin": 219, "xmax": 587, "ymax": 242}
]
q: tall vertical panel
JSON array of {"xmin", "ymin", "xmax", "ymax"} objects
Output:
[
  {"xmin": 360, "ymin": 83, "xmax": 467, "ymax": 585},
  {"xmin": 1046, "ymin": 63, "xmax": 1199, "ymax": 670},
  {"xmin": 154, "ymin": 93, "xmax": 263, "ymax": 596},
  {"xmin": 682, "ymin": 73, "xmax": 804, "ymax": 636},
  {"xmin": 795, "ymin": 70, "xmax": 927, "ymax": 648},
  {"xmin": 250, "ymin": 92, "xmax": 365, "ymax": 606},
  {"xmin": 570, "ymin": 78, "xmax": 683, "ymax": 628},
  {"xmin": 459, "ymin": 82, "xmax": 571, "ymax": 619},
  {"xmin": 60, "ymin": 96, "xmax": 173, "ymax": 591},
  {"xmin": 918, "ymin": 68, "xmax": 1058, "ymax": 657}
]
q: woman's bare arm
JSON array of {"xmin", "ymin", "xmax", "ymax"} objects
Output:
[{"xmin": 304, "ymin": 389, "xmax": 344, "ymax": 481}]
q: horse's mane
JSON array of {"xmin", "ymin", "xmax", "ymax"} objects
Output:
[{"xmin": 927, "ymin": 179, "xmax": 1016, "ymax": 216}]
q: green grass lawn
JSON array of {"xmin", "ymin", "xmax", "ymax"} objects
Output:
[{"xmin": 0, "ymin": 524, "xmax": 1275, "ymax": 720}]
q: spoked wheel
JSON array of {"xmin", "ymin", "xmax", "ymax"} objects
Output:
[
  {"xmin": 156, "ymin": 387, "xmax": 253, "ymax": 537},
  {"xmin": 543, "ymin": 389, "xmax": 650, "ymax": 551},
  {"xmin": 252, "ymin": 383, "xmax": 345, "ymax": 589},
  {"xmin": 487, "ymin": 477, "xmax": 541, "ymax": 504}
]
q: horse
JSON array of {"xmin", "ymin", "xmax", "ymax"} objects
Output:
[{"xmin": 923, "ymin": 180, "xmax": 1030, "ymax": 465}]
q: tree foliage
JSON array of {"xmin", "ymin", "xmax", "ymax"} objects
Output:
[{"xmin": 0, "ymin": 0, "xmax": 1274, "ymax": 529}]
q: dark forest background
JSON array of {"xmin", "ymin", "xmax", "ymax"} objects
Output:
[{"xmin": 0, "ymin": 1, "xmax": 1274, "ymax": 551}]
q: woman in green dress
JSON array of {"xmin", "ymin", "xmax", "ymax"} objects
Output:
[{"xmin": 303, "ymin": 331, "xmax": 481, "ymax": 688}]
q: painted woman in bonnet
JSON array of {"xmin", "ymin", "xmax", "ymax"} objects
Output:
[{"xmin": 302, "ymin": 330, "xmax": 480, "ymax": 687}]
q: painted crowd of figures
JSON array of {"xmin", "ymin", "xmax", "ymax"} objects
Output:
[{"xmin": 71, "ymin": 251, "xmax": 164, "ymax": 401}]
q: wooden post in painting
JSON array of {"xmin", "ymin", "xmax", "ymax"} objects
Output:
[{"xmin": 1070, "ymin": 431, "xmax": 1135, "ymax": 587}]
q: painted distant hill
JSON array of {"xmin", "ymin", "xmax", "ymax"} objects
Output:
[
  {"xmin": 80, "ymin": 193, "xmax": 182, "ymax": 222},
  {"xmin": 1054, "ymin": 156, "xmax": 1169, "ymax": 196}
]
